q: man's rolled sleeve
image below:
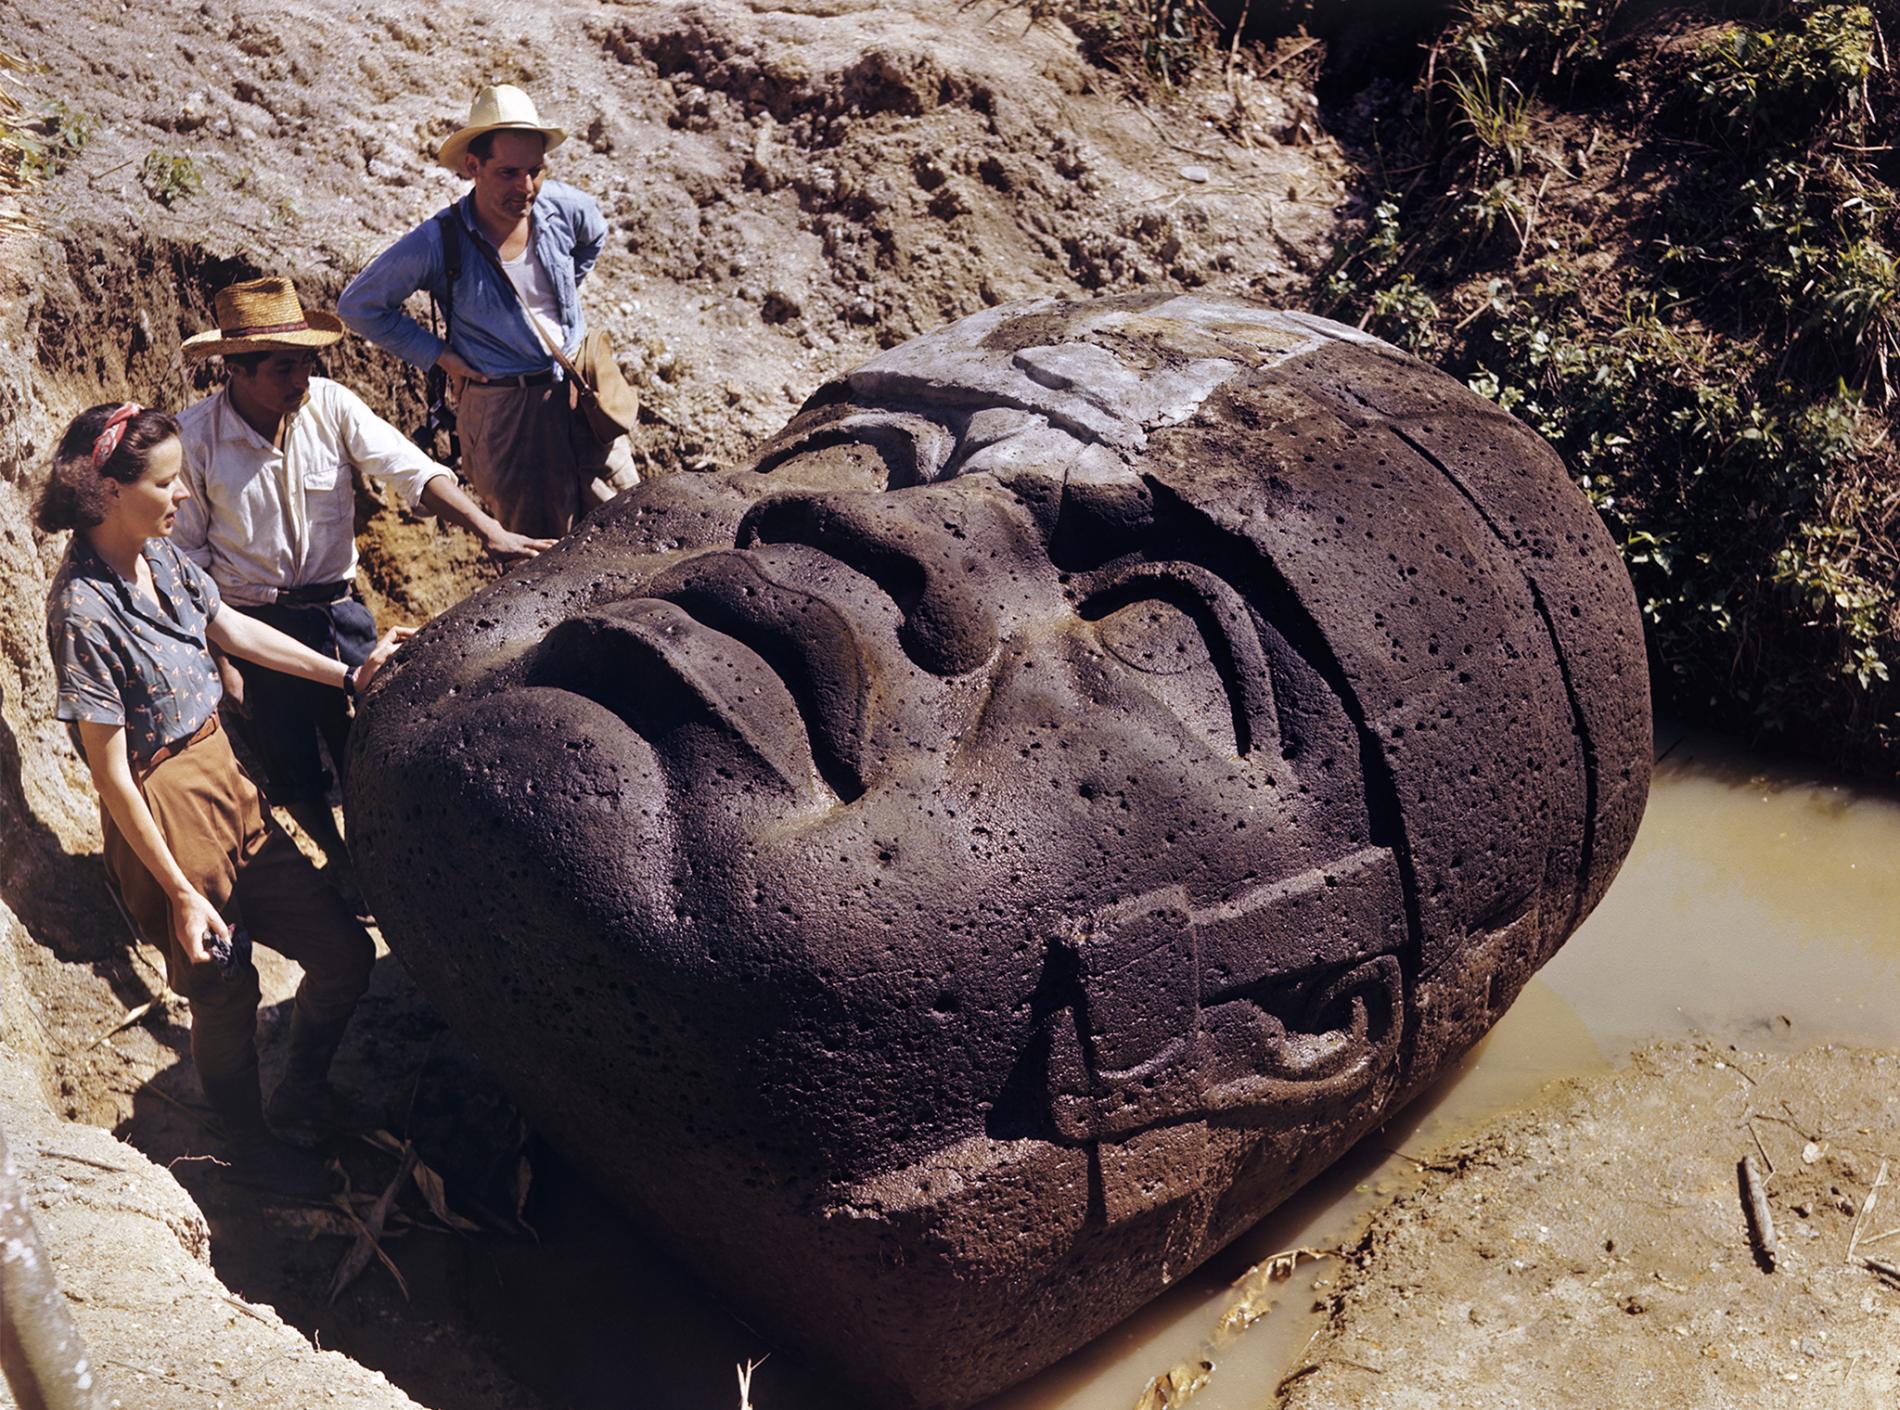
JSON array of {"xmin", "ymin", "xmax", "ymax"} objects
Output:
[
  {"xmin": 338, "ymin": 223, "xmax": 449, "ymax": 371},
  {"xmin": 326, "ymin": 381, "xmax": 450, "ymax": 510},
  {"xmin": 54, "ymin": 621, "xmax": 126, "ymax": 728},
  {"xmin": 572, "ymin": 192, "xmax": 606, "ymax": 286}
]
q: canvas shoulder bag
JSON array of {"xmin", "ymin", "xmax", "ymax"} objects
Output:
[{"xmin": 467, "ymin": 228, "xmax": 639, "ymax": 445}]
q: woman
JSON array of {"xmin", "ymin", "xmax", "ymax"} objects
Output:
[{"xmin": 39, "ymin": 402, "xmax": 410, "ymax": 1172}]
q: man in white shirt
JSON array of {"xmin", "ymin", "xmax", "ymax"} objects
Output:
[{"xmin": 177, "ymin": 276, "xmax": 550, "ymax": 863}]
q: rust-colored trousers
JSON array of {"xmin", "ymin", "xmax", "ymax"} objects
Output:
[{"xmin": 102, "ymin": 721, "xmax": 373, "ymax": 1089}]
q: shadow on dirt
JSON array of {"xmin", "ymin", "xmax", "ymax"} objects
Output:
[{"xmin": 121, "ymin": 945, "xmax": 842, "ymax": 1410}]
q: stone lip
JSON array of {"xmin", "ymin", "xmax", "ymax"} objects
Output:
[{"xmin": 347, "ymin": 295, "xmax": 1650, "ymax": 1409}]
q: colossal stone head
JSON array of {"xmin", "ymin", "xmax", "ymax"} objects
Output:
[{"xmin": 347, "ymin": 295, "xmax": 1650, "ymax": 1408}]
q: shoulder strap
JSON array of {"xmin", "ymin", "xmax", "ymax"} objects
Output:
[
  {"xmin": 432, "ymin": 209, "xmax": 461, "ymax": 331},
  {"xmin": 461, "ymin": 222, "xmax": 594, "ymax": 392}
]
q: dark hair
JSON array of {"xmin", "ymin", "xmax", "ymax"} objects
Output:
[
  {"xmin": 467, "ymin": 128, "xmax": 547, "ymax": 163},
  {"xmin": 35, "ymin": 404, "xmax": 182, "ymax": 534},
  {"xmin": 223, "ymin": 350, "xmax": 269, "ymax": 375}
]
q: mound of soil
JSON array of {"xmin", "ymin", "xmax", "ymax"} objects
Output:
[{"xmin": 1283, "ymin": 1041, "xmax": 1900, "ymax": 1410}]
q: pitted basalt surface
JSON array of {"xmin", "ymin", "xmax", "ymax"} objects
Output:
[{"xmin": 347, "ymin": 294, "xmax": 1651, "ymax": 1410}]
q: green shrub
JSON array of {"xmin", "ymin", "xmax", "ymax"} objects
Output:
[
  {"xmin": 1321, "ymin": 2, "xmax": 1900, "ymax": 774},
  {"xmin": 0, "ymin": 70, "xmax": 91, "ymax": 190}
]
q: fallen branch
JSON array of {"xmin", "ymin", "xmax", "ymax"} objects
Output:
[
  {"xmin": 1254, "ymin": 36, "xmax": 1322, "ymax": 82},
  {"xmin": 327, "ymin": 1144, "xmax": 417, "ymax": 1303},
  {"xmin": 1739, "ymin": 1154, "xmax": 1777, "ymax": 1271},
  {"xmin": 144, "ymin": 1084, "xmax": 212, "ymax": 1131},
  {"xmin": 232, "ymin": 1349, "xmax": 292, "ymax": 1388}
]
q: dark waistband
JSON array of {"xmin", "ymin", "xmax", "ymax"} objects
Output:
[
  {"xmin": 273, "ymin": 580, "xmax": 354, "ymax": 607},
  {"xmin": 141, "ymin": 713, "xmax": 221, "ymax": 777},
  {"xmin": 469, "ymin": 368, "xmax": 558, "ymax": 388}
]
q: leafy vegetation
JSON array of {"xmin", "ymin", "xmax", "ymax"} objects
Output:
[
  {"xmin": 140, "ymin": 149, "xmax": 202, "ymax": 206},
  {"xmin": 0, "ymin": 49, "xmax": 91, "ymax": 195},
  {"xmin": 1060, "ymin": 0, "xmax": 1226, "ymax": 87},
  {"xmin": 1320, "ymin": 1, "xmax": 1900, "ymax": 774}
]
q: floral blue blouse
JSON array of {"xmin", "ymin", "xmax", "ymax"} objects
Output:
[{"xmin": 47, "ymin": 535, "xmax": 224, "ymax": 769}]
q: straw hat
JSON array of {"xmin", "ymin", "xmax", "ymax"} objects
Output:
[
  {"xmin": 437, "ymin": 84, "xmax": 567, "ymax": 172},
  {"xmin": 181, "ymin": 276, "xmax": 345, "ymax": 362}
]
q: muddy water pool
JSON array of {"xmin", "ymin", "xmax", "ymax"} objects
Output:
[{"xmin": 460, "ymin": 724, "xmax": 1900, "ymax": 1410}]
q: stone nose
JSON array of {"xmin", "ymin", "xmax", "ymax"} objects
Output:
[{"xmin": 737, "ymin": 488, "xmax": 1015, "ymax": 677}]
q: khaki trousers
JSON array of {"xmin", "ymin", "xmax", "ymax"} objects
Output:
[
  {"xmin": 458, "ymin": 379, "xmax": 609, "ymax": 539},
  {"xmin": 102, "ymin": 723, "xmax": 374, "ymax": 1090}
]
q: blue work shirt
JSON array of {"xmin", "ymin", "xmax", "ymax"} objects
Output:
[
  {"xmin": 46, "ymin": 535, "xmax": 224, "ymax": 770},
  {"xmin": 337, "ymin": 180, "xmax": 607, "ymax": 379}
]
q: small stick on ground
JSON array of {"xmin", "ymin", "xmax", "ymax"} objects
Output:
[
  {"xmin": 736, "ymin": 1356, "xmax": 767, "ymax": 1410},
  {"xmin": 1740, "ymin": 1154, "xmax": 1777, "ymax": 1271},
  {"xmin": 1846, "ymin": 1160, "xmax": 1888, "ymax": 1266},
  {"xmin": 167, "ymin": 1152, "xmax": 230, "ymax": 1170},
  {"xmin": 1272, "ymin": 1326, "xmax": 1324, "ymax": 1394},
  {"xmin": 232, "ymin": 1348, "xmax": 293, "ymax": 1388},
  {"xmin": 1864, "ymin": 1257, "xmax": 1900, "ymax": 1286},
  {"xmin": 81, "ymin": 998, "xmax": 162, "ymax": 1052},
  {"xmin": 1744, "ymin": 1117, "xmax": 1774, "ymax": 1175},
  {"xmin": 220, "ymin": 1295, "xmax": 269, "ymax": 1323},
  {"xmin": 1384, "ymin": 1148, "xmax": 1459, "ymax": 1175},
  {"xmin": 42, "ymin": 1148, "xmax": 129, "ymax": 1175}
]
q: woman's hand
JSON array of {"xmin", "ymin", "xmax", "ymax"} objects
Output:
[
  {"xmin": 171, "ymin": 886, "xmax": 229, "ymax": 966},
  {"xmin": 352, "ymin": 626, "xmax": 418, "ymax": 694}
]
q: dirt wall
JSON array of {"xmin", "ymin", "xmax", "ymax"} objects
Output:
[{"xmin": 0, "ymin": 0, "xmax": 1347, "ymax": 1402}]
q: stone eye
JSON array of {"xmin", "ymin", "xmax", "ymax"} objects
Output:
[{"xmin": 1083, "ymin": 582, "xmax": 1245, "ymax": 758}]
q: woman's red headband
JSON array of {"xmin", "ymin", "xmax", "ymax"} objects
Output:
[{"xmin": 90, "ymin": 403, "xmax": 142, "ymax": 469}]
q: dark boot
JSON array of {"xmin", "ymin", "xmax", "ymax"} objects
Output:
[
  {"xmin": 199, "ymin": 1064, "xmax": 267, "ymax": 1141},
  {"xmin": 200, "ymin": 1067, "xmax": 328, "ymax": 1196},
  {"xmin": 264, "ymin": 1008, "xmax": 351, "ymax": 1149}
]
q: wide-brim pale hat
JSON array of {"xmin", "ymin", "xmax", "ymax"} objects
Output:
[
  {"xmin": 182, "ymin": 276, "xmax": 345, "ymax": 361},
  {"xmin": 437, "ymin": 84, "xmax": 567, "ymax": 172}
]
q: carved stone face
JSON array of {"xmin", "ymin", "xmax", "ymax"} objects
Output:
[{"xmin": 348, "ymin": 295, "xmax": 1650, "ymax": 1409}]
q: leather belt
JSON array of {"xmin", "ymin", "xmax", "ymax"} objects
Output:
[
  {"xmin": 141, "ymin": 713, "xmax": 220, "ymax": 777},
  {"xmin": 274, "ymin": 580, "xmax": 353, "ymax": 607},
  {"xmin": 476, "ymin": 368, "xmax": 557, "ymax": 387}
]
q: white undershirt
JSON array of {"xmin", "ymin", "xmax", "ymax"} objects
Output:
[{"xmin": 501, "ymin": 245, "xmax": 564, "ymax": 356}]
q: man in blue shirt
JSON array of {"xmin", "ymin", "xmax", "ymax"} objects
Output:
[{"xmin": 339, "ymin": 85, "xmax": 634, "ymax": 539}]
